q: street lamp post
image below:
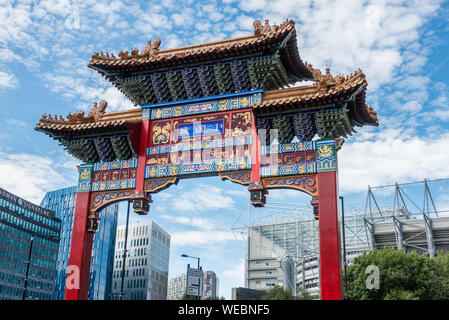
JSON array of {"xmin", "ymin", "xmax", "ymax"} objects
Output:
[
  {"xmin": 23, "ymin": 234, "xmax": 58, "ymax": 300},
  {"xmin": 181, "ymin": 254, "xmax": 201, "ymax": 300},
  {"xmin": 120, "ymin": 200, "xmax": 131, "ymax": 301},
  {"xmin": 181, "ymin": 254, "xmax": 200, "ymax": 269},
  {"xmin": 22, "ymin": 235, "xmax": 34, "ymax": 300}
]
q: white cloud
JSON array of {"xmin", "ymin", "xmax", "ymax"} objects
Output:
[
  {"xmin": 0, "ymin": 152, "xmax": 69, "ymax": 203},
  {"xmin": 170, "ymin": 184, "xmax": 236, "ymax": 212},
  {"xmin": 398, "ymin": 100, "xmax": 422, "ymax": 112},
  {"xmin": 171, "ymin": 230, "xmax": 237, "ymax": 246},
  {"xmin": 236, "ymin": 0, "xmax": 441, "ymax": 90},
  {"xmin": 223, "ymin": 260, "xmax": 245, "ymax": 280},
  {"xmin": 224, "ymin": 189, "xmax": 247, "ymax": 197},
  {"xmin": 160, "ymin": 215, "xmax": 216, "ymax": 230},
  {"xmin": 339, "ymin": 130, "xmax": 449, "ymax": 193},
  {"xmin": 0, "ymin": 71, "xmax": 18, "ymax": 89}
]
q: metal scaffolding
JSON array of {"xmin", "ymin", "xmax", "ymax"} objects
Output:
[
  {"xmin": 364, "ymin": 178, "xmax": 449, "ymax": 257},
  {"xmin": 231, "ymin": 202, "xmax": 320, "ymax": 296},
  {"xmin": 231, "ymin": 177, "xmax": 449, "ymax": 297}
]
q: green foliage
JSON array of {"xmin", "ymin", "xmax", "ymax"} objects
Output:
[
  {"xmin": 204, "ymin": 296, "xmax": 226, "ymax": 300},
  {"xmin": 384, "ymin": 289, "xmax": 419, "ymax": 300},
  {"xmin": 181, "ymin": 293, "xmax": 198, "ymax": 300},
  {"xmin": 346, "ymin": 248, "xmax": 449, "ymax": 300},
  {"xmin": 261, "ymin": 285, "xmax": 294, "ymax": 300},
  {"xmin": 181, "ymin": 294, "xmax": 226, "ymax": 300},
  {"xmin": 296, "ymin": 287, "xmax": 315, "ymax": 300},
  {"xmin": 433, "ymin": 250, "xmax": 449, "ymax": 300}
]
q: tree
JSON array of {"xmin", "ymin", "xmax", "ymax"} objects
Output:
[
  {"xmin": 181, "ymin": 293, "xmax": 198, "ymax": 300},
  {"xmin": 296, "ymin": 287, "xmax": 315, "ymax": 300},
  {"xmin": 204, "ymin": 296, "xmax": 226, "ymax": 300},
  {"xmin": 433, "ymin": 250, "xmax": 449, "ymax": 300},
  {"xmin": 346, "ymin": 248, "xmax": 449, "ymax": 300},
  {"xmin": 261, "ymin": 285, "xmax": 294, "ymax": 300}
]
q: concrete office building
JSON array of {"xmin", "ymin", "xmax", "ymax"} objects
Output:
[
  {"xmin": 111, "ymin": 220, "xmax": 170, "ymax": 300},
  {"xmin": 0, "ymin": 187, "xmax": 60, "ymax": 300},
  {"xmin": 241, "ymin": 180, "xmax": 449, "ymax": 298},
  {"xmin": 41, "ymin": 186, "xmax": 119, "ymax": 300},
  {"xmin": 167, "ymin": 273, "xmax": 187, "ymax": 300},
  {"xmin": 242, "ymin": 204, "xmax": 373, "ymax": 298},
  {"xmin": 245, "ymin": 220, "xmax": 308, "ymax": 292},
  {"xmin": 203, "ymin": 270, "xmax": 219, "ymax": 299}
]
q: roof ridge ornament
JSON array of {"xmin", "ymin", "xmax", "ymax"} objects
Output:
[
  {"xmin": 307, "ymin": 66, "xmax": 364, "ymax": 90},
  {"xmin": 93, "ymin": 38, "xmax": 162, "ymax": 61},
  {"xmin": 39, "ymin": 100, "xmax": 108, "ymax": 124},
  {"xmin": 141, "ymin": 38, "xmax": 161, "ymax": 57},
  {"xmin": 253, "ymin": 18, "xmax": 295, "ymax": 37},
  {"xmin": 311, "ymin": 67, "xmax": 336, "ymax": 89},
  {"xmin": 368, "ymin": 105, "xmax": 378, "ymax": 123},
  {"xmin": 116, "ymin": 38, "xmax": 161, "ymax": 60}
]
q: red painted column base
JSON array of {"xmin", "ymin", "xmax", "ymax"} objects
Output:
[
  {"xmin": 318, "ymin": 170, "xmax": 343, "ymax": 300},
  {"xmin": 65, "ymin": 191, "xmax": 94, "ymax": 300}
]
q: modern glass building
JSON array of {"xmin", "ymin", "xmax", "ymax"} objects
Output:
[
  {"xmin": 40, "ymin": 186, "xmax": 118, "ymax": 300},
  {"xmin": 111, "ymin": 220, "xmax": 170, "ymax": 300},
  {"xmin": 0, "ymin": 187, "xmax": 60, "ymax": 300}
]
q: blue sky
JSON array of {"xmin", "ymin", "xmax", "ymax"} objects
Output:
[{"xmin": 1, "ymin": 0, "xmax": 449, "ymax": 299}]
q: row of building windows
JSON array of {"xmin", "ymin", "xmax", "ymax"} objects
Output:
[
  {"xmin": 116, "ymin": 237, "xmax": 149, "ymax": 249},
  {"xmin": 0, "ymin": 199, "xmax": 59, "ymax": 230},
  {"xmin": 152, "ymin": 228, "xmax": 170, "ymax": 247},
  {"xmin": 0, "ymin": 236, "xmax": 57, "ymax": 263},
  {"xmin": 113, "ymin": 278, "xmax": 147, "ymax": 290},
  {"xmin": 112, "ymin": 267, "xmax": 146, "ymax": 279},
  {"xmin": 0, "ymin": 285, "xmax": 22, "ymax": 299},
  {"xmin": 114, "ymin": 257, "xmax": 148, "ymax": 269},
  {"xmin": 0, "ymin": 245, "xmax": 56, "ymax": 271},
  {"xmin": 134, "ymin": 248, "xmax": 146, "ymax": 257},
  {"xmin": 297, "ymin": 264, "xmax": 319, "ymax": 272},
  {"xmin": 0, "ymin": 210, "xmax": 59, "ymax": 238},
  {"xmin": 0, "ymin": 287, "xmax": 52, "ymax": 300},
  {"xmin": 117, "ymin": 225, "xmax": 149, "ymax": 239}
]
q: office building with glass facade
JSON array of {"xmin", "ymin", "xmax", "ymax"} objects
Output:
[
  {"xmin": 0, "ymin": 187, "xmax": 60, "ymax": 300},
  {"xmin": 111, "ymin": 220, "xmax": 170, "ymax": 300},
  {"xmin": 40, "ymin": 186, "xmax": 118, "ymax": 300}
]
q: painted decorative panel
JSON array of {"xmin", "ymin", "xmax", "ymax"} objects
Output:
[
  {"xmin": 152, "ymin": 121, "xmax": 171, "ymax": 145},
  {"xmin": 90, "ymin": 190, "xmax": 134, "ymax": 212},
  {"xmin": 261, "ymin": 163, "xmax": 317, "ymax": 177},
  {"xmin": 145, "ymin": 91, "xmax": 262, "ymax": 120},
  {"xmin": 77, "ymin": 164, "xmax": 94, "ymax": 192},
  {"xmin": 93, "ymin": 159, "xmax": 138, "ymax": 171},
  {"xmin": 145, "ymin": 157, "xmax": 252, "ymax": 178},
  {"xmin": 91, "ymin": 179, "xmax": 136, "ymax": 192},
  {"xmin": 263, "ymin": 175, "xmax": 318, "ymax": 196},
  {"xmin": 316, "ymin": 139, "xmax": 337, "ymax": 171},
  {"xmin": 89, "ymin": 167, "xmax": 137, "ymax": 191},
  {"xmin": 219, "ymin": 171, "xmax": 251, "ymax": 185},
  {"xmin": 144, "ymin": 177, "xmax": 179, "ymax": 193},
  {"xmin": 259, "ymin": 139, "xmax": 337, "ymax": 178},
  {"xmin": 261, "ymin": 141, "xmax": 315, "ymax": 155},
  {"xmin": 147, "ymin": 136, "xmax": 252, "ymax": 155}
]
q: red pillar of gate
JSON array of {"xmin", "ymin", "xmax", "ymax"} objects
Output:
[
  {"xmin": 65, "ymin": 190, "xmax": 94, "ymax": 300},
  {"xmin": 135, "ymin": 118, "xmax": 150, "ymax": 192},
  {"xmin": 317, "ymin": 170, "xmax": 343, "ymax": 300},
  {"xmin": 250, "ymin": 110, "xmax": 261, "ymax": 183}
]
